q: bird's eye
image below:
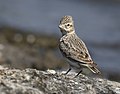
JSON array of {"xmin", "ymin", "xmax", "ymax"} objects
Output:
[{"xmin": 67, "ymin": 24, "xmax": 70, "ymax": 26}]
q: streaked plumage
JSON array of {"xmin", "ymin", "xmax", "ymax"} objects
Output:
[{"xmin": 59, "ymin": 15, "xmax": 101, "ymax": 76}]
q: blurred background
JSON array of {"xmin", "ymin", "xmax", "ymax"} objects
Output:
[{"xmin": 0, "ymin": 0, "xmax": 120, "ymax": 82}]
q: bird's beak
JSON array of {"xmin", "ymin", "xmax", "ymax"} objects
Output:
[{"xmin": 59, "ymin": 24, "xmax": 62, "ymax": 29}]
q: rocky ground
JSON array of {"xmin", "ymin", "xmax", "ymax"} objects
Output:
[
  {"xmin": 0, "ymin": 27, "xmax": 119, "ymax": 83},
  {"xmin": 0, "ymin": 65, "xmax": 119, "ymax": 94}
]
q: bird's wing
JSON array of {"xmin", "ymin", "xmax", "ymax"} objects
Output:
[
  {"xmin": 59, "ymin": 35, "xmax": 94, "ymax": 64},
  {"xmin": 68, "ymin": 44, "xmax": 93, "ymax": 64}
]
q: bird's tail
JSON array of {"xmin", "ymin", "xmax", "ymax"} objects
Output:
[
  {"xmin": 87, "ymin": 63, "xmax": 101, "ymax": 74},
  {"xmin": 80, "ymin": 62, "xmax": 101, "ymax": 74}
]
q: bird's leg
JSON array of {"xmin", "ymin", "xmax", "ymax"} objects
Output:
[
  {"xmin": 74, "ymin": 70, "xmax": 82, "ymax": 78},
  {"xmin": 64, "ymin": 67, "xmax": 71, "ymax": 75}
]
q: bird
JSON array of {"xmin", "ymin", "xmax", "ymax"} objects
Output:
[{"xmin": 58, "ymin": 15, "xmax": 101, "ymax": 77}]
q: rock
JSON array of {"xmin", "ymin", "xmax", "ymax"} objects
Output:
[{"xmin": 0, "ymin": 66, "xmax": 119, "ymax": 94}]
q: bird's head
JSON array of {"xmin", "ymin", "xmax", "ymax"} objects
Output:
[{"xmin": 59, "ymin": 15, "xmax": 75, "ymax": 35}]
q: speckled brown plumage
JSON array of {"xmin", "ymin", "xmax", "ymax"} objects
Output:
[{"xmin": 59, "ymin": 15, "xmax": 101, "ymax": 76}]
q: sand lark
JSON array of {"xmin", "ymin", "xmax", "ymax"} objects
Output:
[{"xmin": 59, "ymin": 15, "xmax": 101, "ymax": 76}]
